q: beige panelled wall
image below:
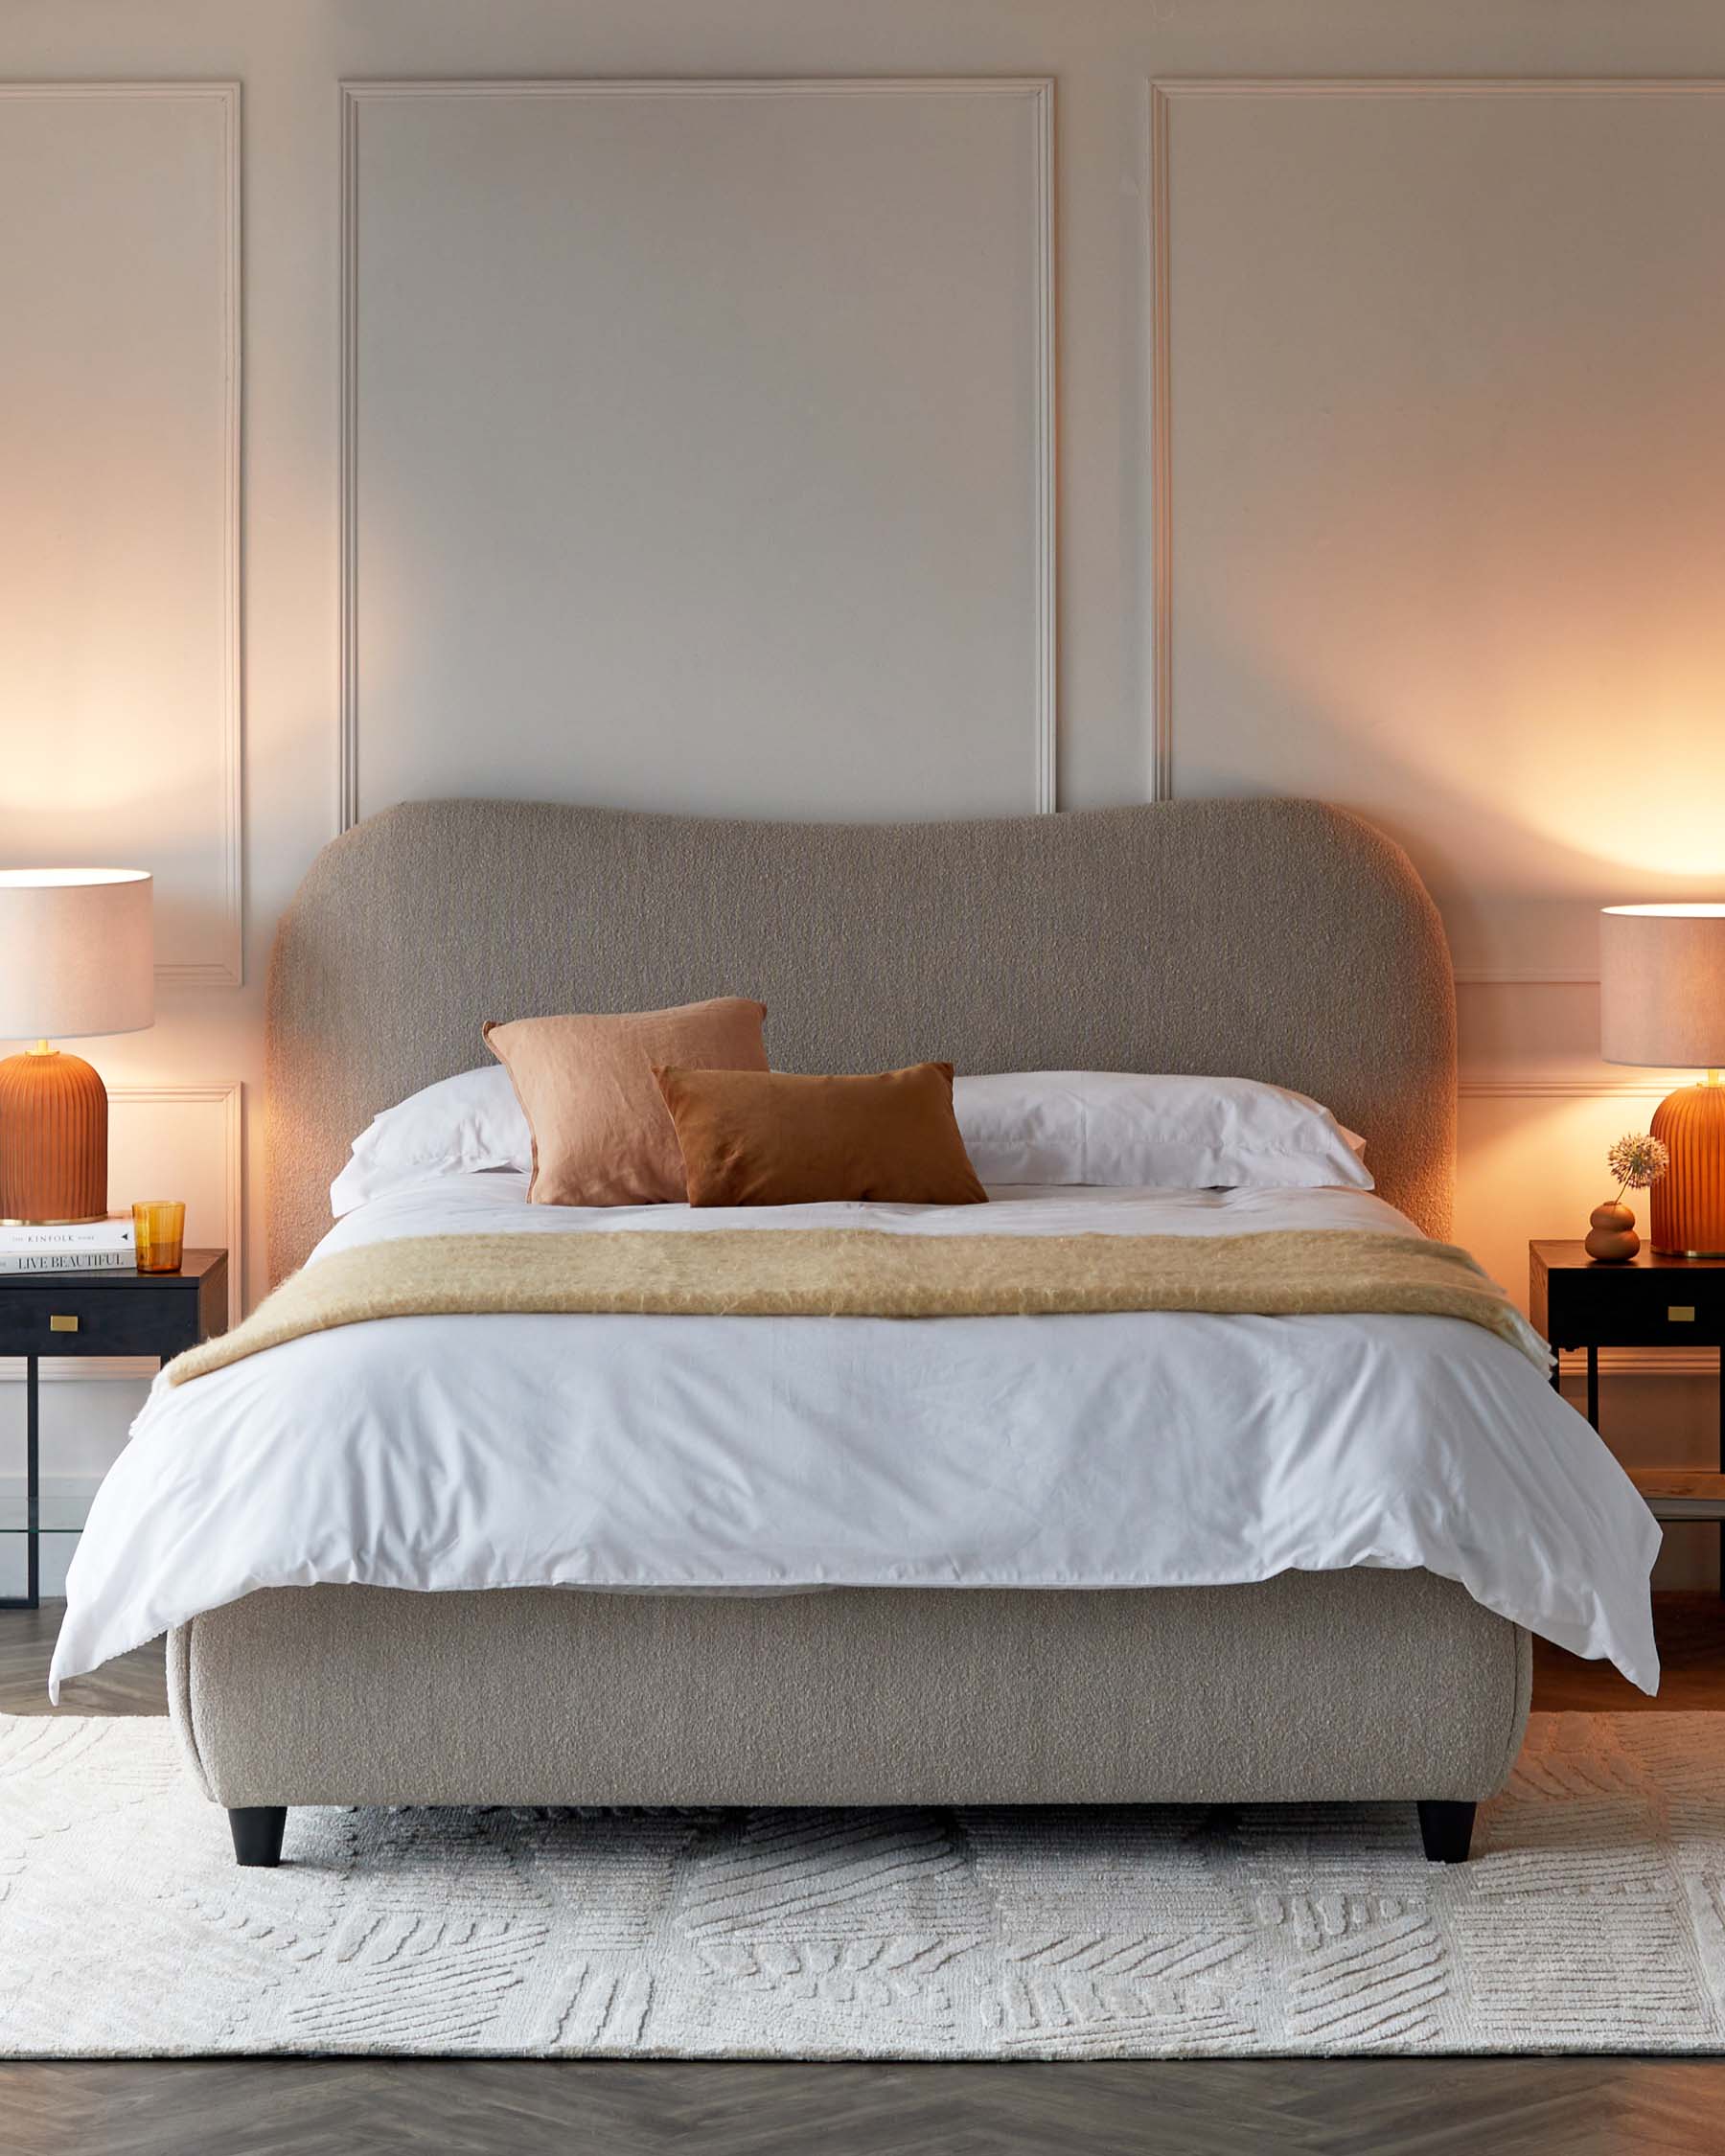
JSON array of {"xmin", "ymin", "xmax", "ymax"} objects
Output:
[
  {"xmin": 0, "ymin": 83, "xmax": 241, "ymax": 983},
  {"xmin": 2, "ymin": 2, "xmax": 1724, "ymax": 1595},
  {"xmin": 344, "ymin": 80, "xmax": 1055, "ymax": 824},
  {"xmin": 1155, "ymin": 80, "xmax": 1725, "ymax": 978}
]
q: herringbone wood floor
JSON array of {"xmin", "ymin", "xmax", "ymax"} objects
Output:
[{"xmin": 4, "ymin": 1597, "xmax": 1724, "ymax": 2155}]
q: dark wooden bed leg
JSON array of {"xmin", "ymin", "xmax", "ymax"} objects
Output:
[
  {"xmin": 229, "ymin": 1805, "xmax": 288, "ymax": 1868},
  {"xmin": 1416, "ymin": 1800, "xmax": 1476, "ymax": 1863}
]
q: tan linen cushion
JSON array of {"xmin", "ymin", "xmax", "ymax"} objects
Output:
[
  {"xmin": 484, "ymin": 998, "xmax": 768, "ymax": 1205},
  {"xmin": 654, "ymin": 1061, "xmax": 988, "ymax": 1208}
]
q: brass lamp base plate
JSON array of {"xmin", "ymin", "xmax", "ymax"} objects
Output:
[{"xmin": 0, "ymin": 1214, "xmax": 110, "ymax": 1227}]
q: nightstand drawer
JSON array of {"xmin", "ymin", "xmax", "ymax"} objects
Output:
[
  {"xmin": 1532, "ymin": 1246, "xmax": 1725, "ymax": 1349},
  {"xmin": 0, "ymin": 1285, "xmax": 202, "ymax": 1359},
  {"xmin": 1549, "ymin": 1303, "xmax": 1725, "ymax": 1350}
]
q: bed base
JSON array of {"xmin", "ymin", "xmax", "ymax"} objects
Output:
[
  {"xmin": 171, "ymin": 1570, "xmax": 1529, "ymax": 1869},
  {"xmin": 223, "ymin": 1798, "xmax": 1482, "ymax": 1871}
]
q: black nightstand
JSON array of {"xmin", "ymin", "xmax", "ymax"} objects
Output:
[
  {"xmin": 1530, "ymin": 1240, "xmax": 1725, "ymax": 1545},
  {"xmin": 0, "ymin": 1250, "xmax": 228, "ymax": 1610}
]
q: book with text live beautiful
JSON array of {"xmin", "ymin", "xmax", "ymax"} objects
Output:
[{"xmin": 0, "ymin": 1218, "xmax": 136, "ymax": 1273}]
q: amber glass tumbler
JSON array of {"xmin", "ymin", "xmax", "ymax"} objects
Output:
[{"xmin": 132, "ymin": 1200, "xmax": 185, "ymax": 1274}]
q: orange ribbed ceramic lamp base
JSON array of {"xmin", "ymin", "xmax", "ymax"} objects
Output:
[
  {"xmin": 0, "ymin": 1047, "xmax": 108, "ymax": 1223},
  {"xmin": 1649, "ymin": 1082, "xmax": 1725, "ymax": 1257}
]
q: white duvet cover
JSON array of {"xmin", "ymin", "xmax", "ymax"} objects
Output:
[{"xmin": 52, "ymin": 1177, "xmax": 1661, "ymax": 1698}]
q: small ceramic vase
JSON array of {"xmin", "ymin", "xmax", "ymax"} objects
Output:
[{"xmin": 1584, "ymin": 1200, "xmax": 1640, "ymax": 1263}]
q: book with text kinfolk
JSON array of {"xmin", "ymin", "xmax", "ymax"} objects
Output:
[
  {"xmin": 0, "ymin": 1249, "xmax": 136, "ymax": 1273},
  {"xmin": 0, "ymin": 1218, "xmax": 137, "ymax": 1273},
  {"xmin": 0, "ymin": 1215, "xmax": 135, "ymax": 1253}
]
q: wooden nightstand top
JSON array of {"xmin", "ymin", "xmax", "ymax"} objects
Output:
[
  {"xmin": 0, "ymin": 1248, "xmax": 226, "ymax": 1283},
  {"xmin": 1530, "ymin": 1239, "xmax": 1725, "ymax": 1277}
]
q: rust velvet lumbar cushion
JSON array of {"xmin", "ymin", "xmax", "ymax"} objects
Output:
[
  {"xmin": 483, "ymin": 998, "xmax": 769, "ymax": 1206},
  {"xmin": 653, "ymin": 1061, "xmax": 989, "ymax": 1208}
]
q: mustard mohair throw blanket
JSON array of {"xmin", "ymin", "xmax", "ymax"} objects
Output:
[{"xmin": 166, "ymin": 1229, "xmax": 1549, "ymax": 1387}]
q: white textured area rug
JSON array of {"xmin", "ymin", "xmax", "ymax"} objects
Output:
[{"xmin": 3, "ymin": 1712, "xmax": 1723, "ymax": 2058}]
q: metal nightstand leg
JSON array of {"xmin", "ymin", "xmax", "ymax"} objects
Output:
[{"xmin": 2, "ymin": 1354, "xmax": 40, "ymax": 1612}]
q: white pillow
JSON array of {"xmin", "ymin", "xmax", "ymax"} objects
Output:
[
  {"xmin": 953, "ymin": 1071, "xmax": 1372, "ymax": 1192},
  {"xmin": 330, "ymin": 1066, "xmax": 531, "ymax": 1216}
]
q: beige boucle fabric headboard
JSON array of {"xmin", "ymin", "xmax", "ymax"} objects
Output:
[{"xmin": 266, "ymin": 798, "xmax": 1456, "ymax": 1281}]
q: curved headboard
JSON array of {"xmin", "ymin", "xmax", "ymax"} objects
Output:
[{"xmin": 266, "ymin": 798, "xmax": 1455, "ymax": 1279}]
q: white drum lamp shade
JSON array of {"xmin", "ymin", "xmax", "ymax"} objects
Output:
[
  {"xmin": 0, "ymin": 870, "xmax": 154, "ymax": 1222},
  {"xmin": 1600, "ymin": 904, "xmax": 1725, "ymax": 1256},
  {"xmin": 0, "ymin": 870, "xmax": 154, "ymax": 1039}
]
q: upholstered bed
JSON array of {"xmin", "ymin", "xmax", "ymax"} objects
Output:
[
  {"xmin": 39, "ymin": 791, "xmax": 1665, "ymax": 1870},
  {"xmin": 141, "ymin": 796, "xmax": 1552, "ymax": 1865}
]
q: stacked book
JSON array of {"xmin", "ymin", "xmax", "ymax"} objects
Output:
[{"xmin": 0, "ymin": 1217, "xmax": 136, "ymax": 1274}]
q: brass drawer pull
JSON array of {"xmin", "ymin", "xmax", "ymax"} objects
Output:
[
  {"xmin": 1668, "ymin": 1306, "xmax": 1696, "ymax": 1323},
  {"xmin": 49, "ymin": 1314, "xmax": 80, "ymax": 1333}
]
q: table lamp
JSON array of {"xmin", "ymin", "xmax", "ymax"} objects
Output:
[
  {"xmin": 1599, "ymin": 903, "xmax": 1725, "ymax": 1256},
  {"xmin": 0, "ymin": 869, "xmax": 154, "ymax": 1223}
]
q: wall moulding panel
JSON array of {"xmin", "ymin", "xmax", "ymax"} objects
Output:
[
  {"xmin": 1557, "ymin": 1350, "xmax": 1718, "ymax": 1377},
  {"xmin": 340, "ymin": 79, "xmax": 1054, "ymax": 832},
  {"xmin": 0, "ymin": 1081, "xmax": 242, "ymax": 1384},
  {"xmin": 0, "ymin": 82, "xmax": 242, "ymax": 987},
  {"xmin": 1148, "ymin": 80, "xmax": 1725, "ymax": 980},
  {"xmin": 1453, "ymin": 967, "xmax": 1602, "ymax": 988},
  {"xmin": 1459, "ymin": 1078, "xmax": 1689, "ymax": 1102}
]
